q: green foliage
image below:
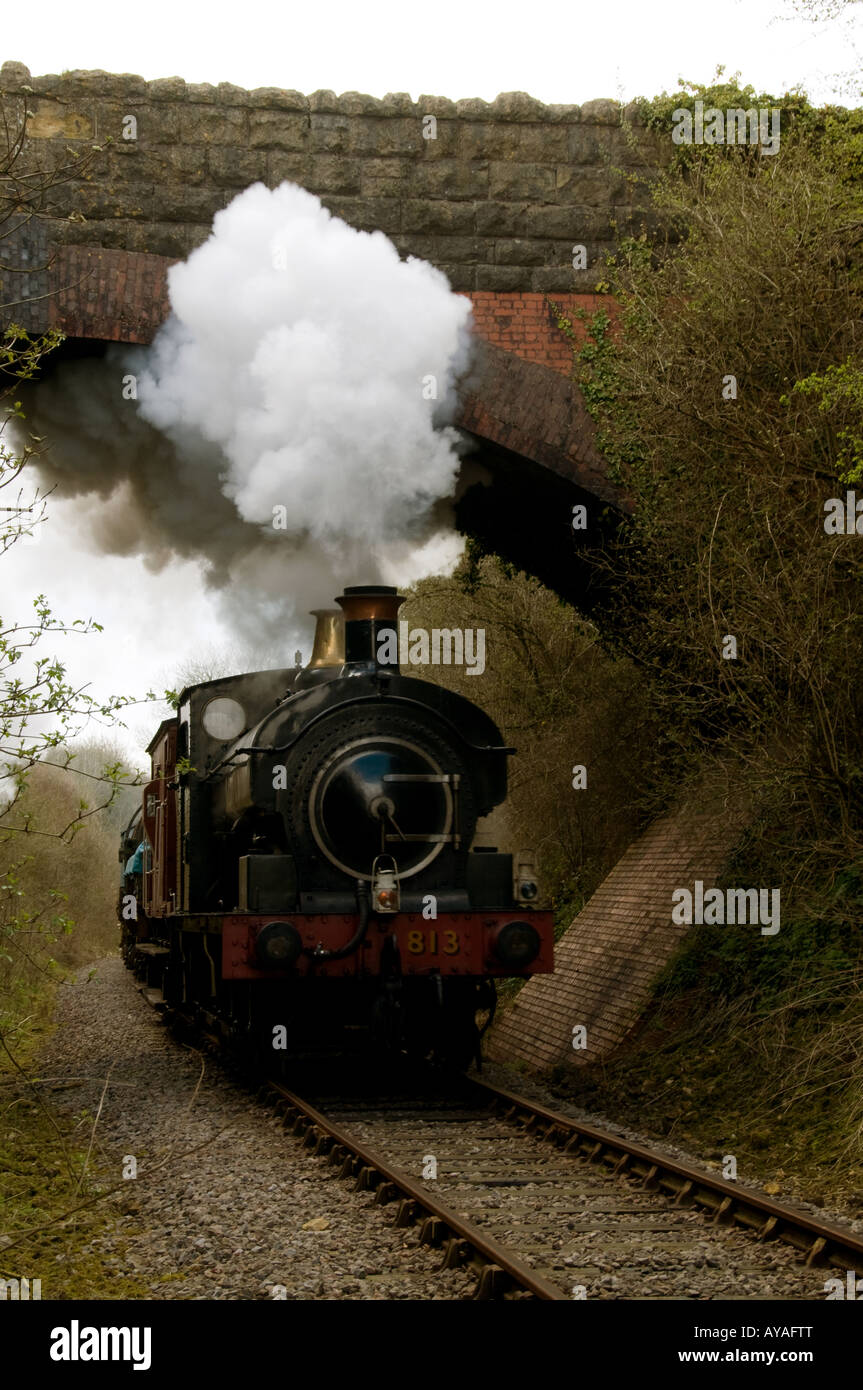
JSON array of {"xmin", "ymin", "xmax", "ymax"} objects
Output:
[
  {"xmin": 788, "ymin": 361, "xmax": 863, "ymax": 483},
  {"xmin": 0, "ymin": 595, "xmax": 140, "ymax": 776},
  {"xmin": 567, "ymin": 300, "xmax": 645, "ymax": 489},
  {"xmin": 571, "ymin": 131, "xmax": 863, "ymax": 837},
  {"xmin": 556, "ymin": 83, "xmax": 863, "ymax": 1186},
  {"xmin": 1, "ymin": 325, "xmax": 66, "ymax": 381},
  {"xmin": 657, "ymin": 896, "xmax": 863, "ymax": 1003},
  {"xmin": 631, "ymin": 69, "xmax": 863, "ymax": 179},
  {"xmin": 592, "ymin": 862, "xmax": 863, "ymax": 1195}
]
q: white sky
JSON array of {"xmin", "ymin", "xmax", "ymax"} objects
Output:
[
  {"xmin": 2, "ymin": 0, "xmax": 860, "ymax": 768},
  {"xmin": 5, "ymin": 0, "xmax": 862, "ymax": 105},
  {"xmin": 7, "ymin": 499, "xmax": 229, "ymax": 766}
]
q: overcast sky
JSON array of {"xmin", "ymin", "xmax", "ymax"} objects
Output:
[
  {"xmin": 3, "ymin": 0, "xmax": 860, "ymax": 768},
  {"xmin": 7, "ymin": 0, "xmax": 861, "ymax": 104}
]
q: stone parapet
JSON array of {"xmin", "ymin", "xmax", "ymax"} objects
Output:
[{"xmin": 0, "ymin": 62, "xmax": 667, "ymax": 292}]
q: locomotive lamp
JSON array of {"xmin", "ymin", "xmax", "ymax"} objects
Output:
[
  {"xmin": 515, "ymin": 851, "xmax": 540, "ymax": 903},
  {"xmin": 372, "ymin": 855, "xmax": 400, "ymax": 913}
]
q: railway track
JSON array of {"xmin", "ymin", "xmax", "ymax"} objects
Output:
[
  {"xmin": 155, "ymin": 990, "xmax": 863, "ymax": 1301},
  {"xmin": 265, "ymin": 1081, "xmax": 566, "ymax": 1299},
  {"xmin": 261, "ymin": 1070, "xmax": 863, "ymax": 1301},
  {"xmin": 470, "ymin": 1078, "xmax": 863, "ymax": 1280}
]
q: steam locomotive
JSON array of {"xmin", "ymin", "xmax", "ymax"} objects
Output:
[{"xmin": 119, "ymin": 586, "xmax": 554, "ymax": 1068}]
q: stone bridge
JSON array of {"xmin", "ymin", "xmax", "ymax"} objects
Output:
[
  {"xmin": 0, "ymin": 59, "xmax": 667, "ymax": 599},
  {"xmin": 1, "ymin": 63, "xmax": 748, "ymax": 1077}
]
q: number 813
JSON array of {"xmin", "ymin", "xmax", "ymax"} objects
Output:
[{"xmin": 406, "ymin": 929, "xmax": 460, "ymax": 955}]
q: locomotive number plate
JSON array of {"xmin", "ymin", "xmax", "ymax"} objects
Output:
[{"xmin": 406, "ymin": 928, "xmax": 461, "ymax": 955}]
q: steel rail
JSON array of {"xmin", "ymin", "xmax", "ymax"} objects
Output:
[
  {"xmin": 265, "ymin": 1081, "xmax": 568, "ymax": 1301},
  {"xmin": 153, "ymin": 993, "xmax": 863, "ymax": 1288},
  {"xmin": 468, "ymin": 1076, "xmax": 863, "ymax": 1277}
]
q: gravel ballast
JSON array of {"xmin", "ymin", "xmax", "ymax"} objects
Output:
[{"xmin": 39, "ymin": 956, "xmax": 474, "ymax": 1301}]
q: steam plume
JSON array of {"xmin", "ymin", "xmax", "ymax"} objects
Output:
[{"xmin": 21, "ymin": 182, "xmax": 473, "ymax": 645}]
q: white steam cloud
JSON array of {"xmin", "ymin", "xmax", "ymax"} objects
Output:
[
  {"xmin": 139, "ymin": 181, "xmax": 471, "ymax": 554},
  {"xmin": 20, "ymin": 182, "xmax": 473, "ymax": 648}
]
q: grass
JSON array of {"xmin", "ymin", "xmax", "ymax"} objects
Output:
[{"xmin": 0, "ymin": 962, "xmax": 153, "ymax": 1301}]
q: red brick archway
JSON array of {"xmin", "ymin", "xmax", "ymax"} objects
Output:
[
  {"xmin": 10, "ymin": 242, "xmax": 621, "ymax": 509},
  {"xmin": 5, "ymin": 241, "xmax": 627, "ymax": 604}
]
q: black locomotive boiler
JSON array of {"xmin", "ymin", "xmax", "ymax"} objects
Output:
[{"xmin": 119, "ymin": 586, "xmax": 554, "ymax": 1067}]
